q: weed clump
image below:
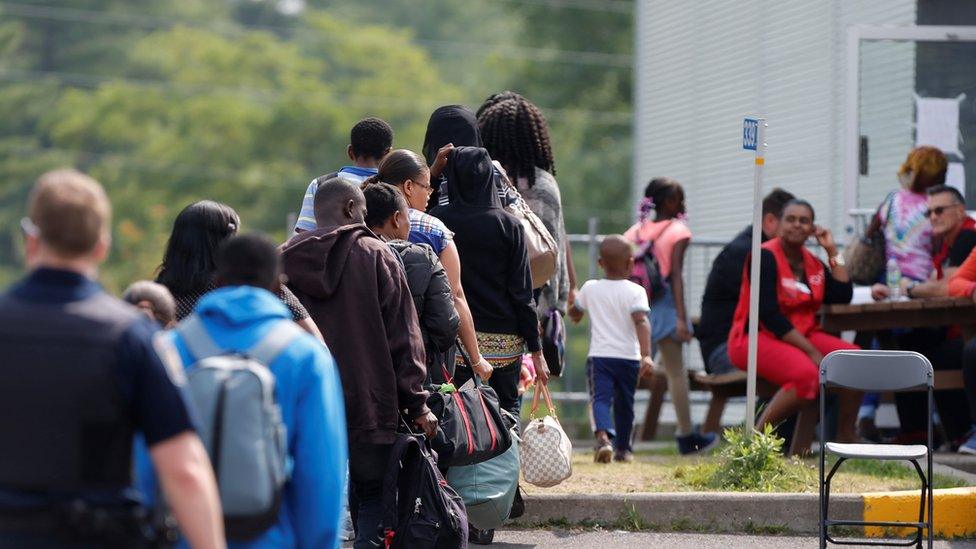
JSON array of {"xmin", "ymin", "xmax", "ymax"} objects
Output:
[{"xmin": 677, "ymin": 424, "xmax": 815, "ymax": 492}]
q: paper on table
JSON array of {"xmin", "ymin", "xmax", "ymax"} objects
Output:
[
  {"xmin": 850, "ymin": 285, "xmax": 875, "ymax": 305},
  {"xmin": 916, "ymin": 97, "xmax": 961, "ymax": 157},
  {"xmin": 947, "ymin": 162, "xmax": 966, "ymax": 196}
]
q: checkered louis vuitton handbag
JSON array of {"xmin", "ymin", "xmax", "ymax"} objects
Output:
[{"xmin": 520, "ymin": 383, "xmax": 573, "ymax": 487}]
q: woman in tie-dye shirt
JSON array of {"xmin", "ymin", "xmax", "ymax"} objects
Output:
[{"xmin": 877, "ymin": 146, "xmax": 949, "ymax": 282}]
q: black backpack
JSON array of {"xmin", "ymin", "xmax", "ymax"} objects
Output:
[{"xmin": 380, "ymin": 433, "xmax": 468, "ymax": 549}]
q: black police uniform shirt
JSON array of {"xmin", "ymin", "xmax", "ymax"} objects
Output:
[{"xmin": 0, "ymin": 268, "xmax": 197, "ymax": 507}]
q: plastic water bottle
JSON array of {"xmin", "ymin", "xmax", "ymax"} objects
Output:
[{"xmin": 886, "ymin": 259, "xmax": 902, "ymax": 300}]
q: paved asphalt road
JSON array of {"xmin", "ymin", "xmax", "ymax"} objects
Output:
[{"xmin": 491, "ymin": 529, "xmax": 976, "ymax": 548}]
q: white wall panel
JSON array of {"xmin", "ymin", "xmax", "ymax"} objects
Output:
[
  {"xmin": 635, "ymin": 0, "xmax": 917, "ymax": 330},
  {"xmin": 635, "ymin": 0, "xmax": 916, "ymax": 244}
]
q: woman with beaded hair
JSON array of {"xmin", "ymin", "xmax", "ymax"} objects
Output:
[
  {"xmin": 477, "ymin": 92, "xmax": 578, "ymax": 348},
  {"xmin": 624, "ymin": 178, "xmax": 718, "ymax": 455}
]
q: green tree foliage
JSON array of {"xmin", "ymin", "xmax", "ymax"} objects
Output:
[
  {"xmin": 0, "ymin": 1, "xmax": 634, "ymax": 293},
  {"xmin": 0, "ymin": 5, "xmax": 457, "ymax": 289}
]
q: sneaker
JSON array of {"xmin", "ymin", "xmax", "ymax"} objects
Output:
[
  {"xmin": 469, "ymin": 527, "xmax": 495, "ymax": 545},
  {"xmin": 613, "ymin": 450, "xmax": 634, "ymax": 463},
  {"xmin": 594, "ymin": 443, "xmax": 613, "ymax": 463},
  {"xmin": 959, "ymin": 430, "xmax": 976, "ymax": 455},
  {"xmin": 676, "ymin": 431, "xmax": 720, "ymax": 455}
]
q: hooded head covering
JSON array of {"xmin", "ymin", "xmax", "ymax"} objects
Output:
[
  {"xmin": 422, "ymin": 105, "xmax": 482, "ymax": 166},
  {"xmin": 443, "ymin": 146, "xmax": 502, "ymax": 209}
]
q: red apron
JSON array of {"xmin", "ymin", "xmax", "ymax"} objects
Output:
[{"xmin": 729, "ymin": 238, "xmax": 826, "ymax": 343}]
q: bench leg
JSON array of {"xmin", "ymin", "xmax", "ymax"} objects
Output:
[
  {"xmin": 702, "ymin": 393, "xmax": 727, "ymax": 434},
  {"xmin": 640, "ymin": 373, "xmax": 668, "ymax": 441},
  {"xmin": 790, "ymin": 401, "xmax": 819, "ymax": 457}
]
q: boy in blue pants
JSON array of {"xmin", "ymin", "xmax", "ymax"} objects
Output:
[{"xmin": 569, "ymin": 234, "xmax": 655, "ymax": 463}]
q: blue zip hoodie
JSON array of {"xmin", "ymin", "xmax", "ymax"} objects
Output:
[{"xmin": 137, "ymin": 286, "xmax": 347, "ymax": 549}]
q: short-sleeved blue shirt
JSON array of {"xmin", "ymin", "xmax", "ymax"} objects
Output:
[
  {"xmin": 0, "ymin": 268, "xmax": 197, "ymax": 507},
  {"xmin": 294, "ymin": 166, "xmax": 378, "ymax": 233}
]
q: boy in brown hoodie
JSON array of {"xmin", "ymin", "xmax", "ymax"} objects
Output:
[{"xmin": 282, "ymin": 177, "xmax": 436, "ymax": 548}]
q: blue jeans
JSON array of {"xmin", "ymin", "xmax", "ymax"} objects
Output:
[{"xmin": 587, "ymin": 357, "xmax": 640, "ymax": 452}]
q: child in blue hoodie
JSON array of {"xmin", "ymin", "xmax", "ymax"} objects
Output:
[{"xmin": 138, "ymin": 233, "xmax": 347, "ymax": 548}]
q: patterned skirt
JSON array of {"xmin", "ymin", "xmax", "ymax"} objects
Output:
[{"xmin": 457, "ymin": 331, "xmax": 526, "ymax": 368}]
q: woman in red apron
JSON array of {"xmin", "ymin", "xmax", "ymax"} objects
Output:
[{"xmin": 727, "ymin": 200, "xmax": 861, "ymax": 454}]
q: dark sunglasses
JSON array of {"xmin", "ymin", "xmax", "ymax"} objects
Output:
[{"xmin": 925, "ymin": 204, "xmax": 961, "ymax": 217}]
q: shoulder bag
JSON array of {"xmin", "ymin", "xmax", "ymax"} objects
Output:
[
  {"xmin": 844, "ymin": 192, "xmax": 894, "ymax": 285},
  {"xmin": 501, "ymin": 174, "xmax": 558, "ymax": 289},
  {"xmin": 426, "ymin": 342, "xmax": 512, "ymax": 468}
]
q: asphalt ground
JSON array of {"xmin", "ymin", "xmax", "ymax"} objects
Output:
[{"xmin": 491, "ymin": 529, "xmax": 976, "ymax": 548}]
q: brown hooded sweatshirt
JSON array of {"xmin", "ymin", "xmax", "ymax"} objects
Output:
[{"xmin": 282, "ymin": 224, "xmax": 430, "ymax": 444}]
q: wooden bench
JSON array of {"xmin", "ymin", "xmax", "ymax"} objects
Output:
[
  {"xmin": 638, "ymin": 369, "xmax": 778, "ymax": 440},
  {"xmin": 636, "ymin": 299, "xmax": 972, "ymax": 440},
  {"xmin": 637, "ymin": 368, "xmax": 962, "ymax": 441}
]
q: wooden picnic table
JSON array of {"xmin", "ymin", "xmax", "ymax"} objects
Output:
[
  {"xmin": 820, "ymin": 296, "xmax": 976, "ymax": 332},
  {"xmin": 820, "ymin": 296, "xmax": 975, "ymax": 390}
]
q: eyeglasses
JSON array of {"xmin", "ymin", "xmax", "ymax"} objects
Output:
[
  {"xmin": 408, "ymin": 180, "xmax": 434, "ymax": 195},
  {"xmin": 925, "ymin": 204, "xmax": 962, "ymax": 218},
  {"xmin": 19, "ymin": 217, "xmax": 38, "ymax": 237}
]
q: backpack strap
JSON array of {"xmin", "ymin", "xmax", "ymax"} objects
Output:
[
  {"xmin": 177, "ymin": 314, "xmax": 223, "ymax": 361},
  {"xmin": 247, "ymin": 320, "xmax": 304, "ymax": 366},
  {"xmin": 380, "ymin": 434, "xmax": 420, "ymax": 541}
]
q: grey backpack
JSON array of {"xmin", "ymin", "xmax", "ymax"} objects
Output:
[{"xmin": 175, "ymin": 315, "xmax": 302, "ymax": 541}]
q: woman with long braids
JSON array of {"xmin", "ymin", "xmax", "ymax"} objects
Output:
[
  {"xmin": 625, "ymin": 178, "xmax": 718, "ymax": 455},
  {"xmin": 478, "ymin": 93, "xmax": 578, "ymax": 354}
]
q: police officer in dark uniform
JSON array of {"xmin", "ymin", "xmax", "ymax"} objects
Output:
[{"xmin": 0, "ymin": 170, "xmax": 225, "ymax": 548}]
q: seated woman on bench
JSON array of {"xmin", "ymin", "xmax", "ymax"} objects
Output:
[{"xmin": 727, "ymin": 199, "xmax": 861, "ymax": 455}]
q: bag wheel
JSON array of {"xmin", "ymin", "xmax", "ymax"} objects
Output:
[
  {"xmin": 508, "ymin": 485, "xmax": 525, "ymax": 519},
  {"xmin": 469, "ymin": 526, "xmax": 495, "ymax": 545}
]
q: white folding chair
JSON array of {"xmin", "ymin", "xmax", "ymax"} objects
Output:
[{"xmin": 819, "ymin": 350, "xmax": 933, "ymax": 549}]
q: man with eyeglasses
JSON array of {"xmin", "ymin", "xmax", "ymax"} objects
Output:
[{"xmin": 873, "ymin": 184, "xmax": 976, "ymax": 449}]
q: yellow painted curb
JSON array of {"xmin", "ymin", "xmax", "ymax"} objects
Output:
[{"xmin": 863, "ymin": 486, "xmax": 976, "ymax": 538}]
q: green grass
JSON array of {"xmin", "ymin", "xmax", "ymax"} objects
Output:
[{"xmin": 529, "ymin": 426, "xmax": 970, "ymax": 495}]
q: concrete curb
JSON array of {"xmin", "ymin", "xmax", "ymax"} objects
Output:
[
  {"xmin": 863, "ymin": 487, "xmax": 976, "ymax": 538},
  {"xmin": 521, "ymin": 488, "xmax": 976, "ymax": 537}
]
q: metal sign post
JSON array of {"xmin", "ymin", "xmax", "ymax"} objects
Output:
[{"xmin": 743, "ymin": 117, "xmax": 766, "ymax": 434}]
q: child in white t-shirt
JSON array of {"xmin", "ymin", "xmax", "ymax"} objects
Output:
[{"xmin": 569, "ymin": 234, "xmax": 654, "ymax": 463}]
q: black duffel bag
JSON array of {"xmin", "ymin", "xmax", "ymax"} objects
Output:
[{"xmin": 427, "ymin": 343, "xmax": 512, "ymax": 468}]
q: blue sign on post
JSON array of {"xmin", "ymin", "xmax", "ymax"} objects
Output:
[{"xmin": 743, "ymin": 118, "xmax": 759, "ymax": 151}]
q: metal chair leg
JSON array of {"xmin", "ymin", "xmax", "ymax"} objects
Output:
[
  {"xmin": 820, "ymin": 456, "xmax": 827, "ymax": 548},
  {"xmin": 928, "ymin": 452, "xmax": 934, "ymax": 549},
  {"xmin": 823, "ymin": 458, "xmax": 845, "ymax": 545}
]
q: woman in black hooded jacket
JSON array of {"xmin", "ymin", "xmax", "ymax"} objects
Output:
[
  {"xmin": 422, "ymin": 105, "xmax": 515, "ymax": 211},
  {"xmin": 431, "ymin": 147, "xmax": 549, "ymax": 420}
]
